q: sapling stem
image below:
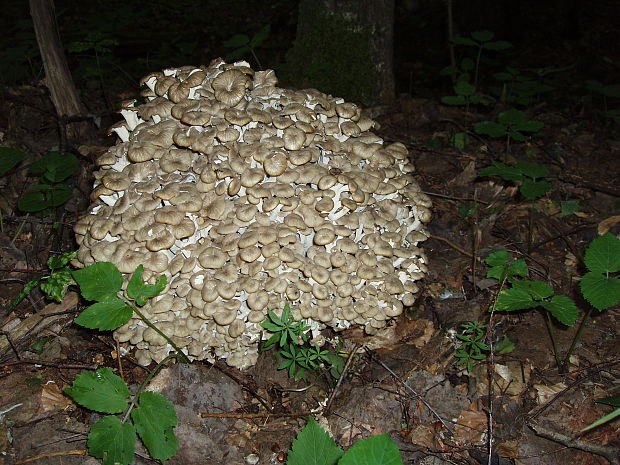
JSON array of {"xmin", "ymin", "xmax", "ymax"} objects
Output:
[
  {"xmin": 11, "ymin": 213, "xmax": 29, "ymax": 244},
  {"xmin": 122, "ymin": 352, "xmax": 177, "ymax": 423},
  {"xmin": 543, "ymin": 310, "xmax": 562, "ymax": 369},
  {"xmin": 130, "ymin": 304, "xmax": 191, "ymax": 364},
  {"xmin": 560, "ymin": 307, "xmax": 592, "ymax": 372}
]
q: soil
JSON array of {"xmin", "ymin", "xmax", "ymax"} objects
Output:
[{"xmin": 0, "ymin": 52, "xmax": 619, "ymax": 465}]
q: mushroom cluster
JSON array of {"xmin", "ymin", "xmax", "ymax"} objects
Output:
[{"xmin": 73, "ymin": 59, "xmax": 432, "ymax": 369}]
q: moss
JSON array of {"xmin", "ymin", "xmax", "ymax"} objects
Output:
[{"xmin": 281, "ymin": 5, "xmax": 382, "ymax": 106}]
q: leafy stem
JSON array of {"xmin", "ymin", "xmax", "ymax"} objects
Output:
[{"xmin": 130, "ymin": 305, "xmax": 190, "ymax": 364}]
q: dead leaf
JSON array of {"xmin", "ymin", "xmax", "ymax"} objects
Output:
[
  {"xmin": 533, "ymin": 383, "xmax": 566, "ymax": 405},
  {"xmin": 40, "ymin": 382, "xmax": 73, "ymax": 412},
  {"xmin": 454, "ymin": 403, "xmax": 487, "ymax": 445},
  {"xmin": 408, "ymin": 424, "xmax": 441, "ymax": 449},
  {"xmin": 597, "ymin": 215, "xmax": 620, "ymax": 235},
  {"xmin": 450, "ymin": 161, "xmax": 477, "ymax": 186}
]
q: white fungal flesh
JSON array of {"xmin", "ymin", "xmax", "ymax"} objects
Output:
[{"xmin": 74, "ymin": 59, "xmax": 432, "ymax": 369}]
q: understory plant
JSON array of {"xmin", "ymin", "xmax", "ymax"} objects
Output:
[
  {"xmin": 223, "ymin": 24, "xmax": 271, "ymax": 69},
  {"xmin": 287, "ymin": 417, "xmax": 403, "ymax": 465},
  {"xmin": 262, "ymin": 304, "xmax": 344, "ymax": 381},
  {"xmin": 474, "ymin": 109, "xmax": 544, "ymax": 153},
  {"xmin": 486, "ymin": 232, "xmax": 620, "ymax": 372},
  {"xmin": 63, "ymin": 262, "xmax": 186, "ymax": 464}
]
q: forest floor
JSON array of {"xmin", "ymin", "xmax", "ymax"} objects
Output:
[{"xmin": 0, "ymin": 71, "xmax": 619, "ymax": 465}]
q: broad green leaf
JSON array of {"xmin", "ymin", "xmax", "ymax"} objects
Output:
[
  {"xmin": 287, "ymin": 417, "xmax": 343, "ymax": 465},
  {"xmin": 455, "ymin": 80, "xmax": 476, "ymax": 96},
  {"xmin": 223, "ymin": 33, "xmax": 249, "ymax": 48},
  {"xmin": 471, "ymin": 30, "xmax": 494, "ymax": 43},
  {"xmin": 495, "ymin": 335, "xmax": 515, "ymax": 354},
  {"xmin": 88, "ymin": 415, "xmax": 136, "ymax": 465},
  {"xmin": 483, "ymin": 40, "xmax": 512, "ymax": 51},
  {"xmin": 451, "ymin": 37, "xmax": 476, "ymax": 47},
  {"xmin": 495, "ymin": 288, "xmax": 539, "ymax": 311},
  {"xmin": 581, "ymin": 407, "xmax": 620, "ymax": 432},
  {"xmin": 72, "ymin": 262, "xmax": 123, "ymax": 301},
  {"xmin": 478, "ymin": 161, "xmax": 523, "ymax": 181},
  {"xmin": 507, "ymin": 259, "xmax": 529, "ymax": 279},
  {"xmin": 132, "ymin": 392, "xmax": 179, "ymax": 461},
  {"xmin": 29, "ymin": 152, "xmax": 78, "ymax": 183},
  {"xmin": 580, "ymin": 272, "xmax": 620, "ymax": 311},
  {"xmin": 339, "ymin": 434, "xmax": 404, "ymax": 465},
  {"xmin": 64, "ymin": 368, "xmax": 130, "ymax": 413},
  {"xmin": 515, "ymin": 120, "xmax": 544, "ymax": 133},
  {"xmin": 18, "ymin": 191, "xmax": 47, "ymax": 212},
  {"xmin": 47, "ymin": 250, "xmax": 77, "ymax": 269},
  {"xmin": 40, "ymin": 269, "xmax": 74, "ymax": 302},
  {"xmin": 584, "ymin": 233, "xmax": 620, "ymax": 274},
  {"xmin": 249, "ymin": 24, "xmax": 271, "ymax": 48},
  {"xmin": 509, "ymin": 130, "xmax": 528, "ymax": 142},
  {"xmin": 45, "ymin": 184, "xmax": 73, "ymax": 207},
  {"xmin": 30, "ymin": 336, "xmax": 54, "ymax": 353},
  {"xmin": 541, "ymin": 295, "xmax": 579, "ymax": 326},
  {"xmin": 441, "ymin": 95, "xmax": 466, "ymax": 105},
  {"xmin": 559, "ymin": 200, "xmax": 582, "ymax": 217},
  {"xmin": 596, "ymin": 395, "xmax": 620, "ymax": 407},
  {"xmin": 461, "ymin": 57, "xmax": 474, "ymax": 71},
  {"xmin": 485, "ymin": 250, "xmax": 510, "ymax": 267},
  {"xmin": 498, "ymin": 108, "xmax": 526, "ymax": 125},
  {"xmin": 515, "ymin": 160, "xmax": 549, "ymax": 179},
  {"xmin": 225, "ymin": 45, "xmax": 251, "ymax": 62},
  {"xmin": 126, "ymin": 265, "xmax": 166, "ymax": 306},
  {"xmin": 511, "ymin": 280, "xmax": 553, "ymax": 300},
  {"xmin": 74, "ymin": 299, "xmax": 133, "ymax": 330},
  {"xmin": 474, "ymin": 121, "xmax": 507, "ymax": 138},
  {"xmin": 9, "ymin": 275, "xmax": 43, "ymax": 311},
  {"xmin": 0, "ymin": 147, "xmax": 25, "ymax": 176},
  {"xmin": 520, "ymin": 179, "xmax": 551, "ymax": 199}
]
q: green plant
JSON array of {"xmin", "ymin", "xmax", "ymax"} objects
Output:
[
  {"xmin": 585, "ymin": 80, "xmax": 620, "ymax": 125},
  {"xmin": 287, "ymin": 416, "xmax": 403, "ymax": 465},
  {"xmin": 582, "ymin": 394, "xmax": 620, "ymax": 432},
  {"xmin": 18, "ymin": 150, "xmax": 78, "ymax": 215},
  {"xmin": 486, "ymin": 234, "xmax": 620, "ymax": 372},
  {"xmin": 493, "ymin": 66, "xmax": 559, "ymax": 106},
  {"xmin": 9, "ymin": 251, "xmax": 77, "ymax": 311},
  {"xmin": 63, "ymin": 262, "xmax": 186, "ymax": 464},
  {"xmin": 223, "ymin": 24, "xmax": 270, "ymax": 69},
  {"xmin": 474, "ymin": 109, "xmax": 544, "ymax": 152},
  {"xmin": 66, "ymin": 31, "xmax": 119, "ymax": 80},
  {"xmin": 454, "ymin": 321, "xmax": 490, "ymax": 372},
  {"xmin": 440, "ymin": 59, "xmax": 490, "ymax": 111},
  {"xmin": 478, "ymin": 158, "xmax": 551, "ymax": 200},
  {"xmin": 262, "ymin": 305, "xmax": 344, "ymax": 381}
]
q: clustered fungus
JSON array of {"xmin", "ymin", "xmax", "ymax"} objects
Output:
[{"xmin": 73, "ymin": 59, "xmax": 432, "ymax": 369}]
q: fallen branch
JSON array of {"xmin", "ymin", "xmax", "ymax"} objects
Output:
[{"xmin": 529, "ymin": 423, "xmax": 619, "ymax": 465}]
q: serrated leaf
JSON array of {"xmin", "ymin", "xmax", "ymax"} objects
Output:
[
  {"xmin": 40, "ymin": 269, "xmax": 74, "ymax": 302},
  {"xmin": 223, "ymin": 33, "xmax": 249, "ymax": 48},
  {"xmin": 584, "ymin": 233, "xmax": 620, "ymax": 274},
  {"xmin": 47, "ymin": 250, "xmax": 77, "ymax": 269},
  {"xmin": 580, "ymin": 272, "xmax": 620, "ymax": 311},
  {"xmin": 287, "ymin": 417, "xmax": 343, "ymax": 465},
  {"xmin": 507, "ymin": 259, "xmax": 529, "ymax": 279},
  {"xmin": 511, "ymin": 280, "xmax": 553, "ymax": 300},
  {"xmin": 72, "ymin": 262, "xmax": 123, "ymax": 301},
  {"xmin": 495, "ymin": 288, "xmax": 539, "ymax": 311},
  {"xmin": 64, "ymin": 368, "xmax": 130, "ymax": 413},
  {"xmin": 0, "ymin": 147, "xmax": 25, "ymax": 175},
  {"xmin": 132, "ymin": 392, "xmax": 179, "ymax": 461},
  {"xmin": 30, "ymin": 152, "xmax": 78, "ymax": 183},
  {"xmin": 485, "ymin": 250, "xmax": 511, "ymax": 267},
  {"xmin": 498, "ymin": 109, "xmax": 526, "ymax": 125},
  {"xmin": 471, "ymin": 30, "xmax": 494, "ymax": 42},
  {"xmin": 515, "ymin": 160, "xmax": 549, "ymax": 179},
  {"xmin": 541, "ymin": 295, "xmax": 579, "ymax": 326},
  {"xmin": 520, "ymin": 179, "xmax": 551, "ymax": 199},
  {"xmin": 46, "ymin": 184, "xmax": 73, "ymax": 207},
  {"xmin": 455, "ymin": 80, "xmax": 476, "ymax": 96},
  {"xmin": 478, "ymin": 161, "xmax": 524, "ymax": 181},
  {"xmin": 560, "ymin": 200, "xmax": 582, "ymax": 217},
  {"xmin": 339, "ymin": 434, "xmax": 404, "ymax": 465},
  {"xmin": 474, "ymin": 121, "xmax": 507, "ymax": 138},
  {"xmin": 18, "ymin": 191, "xmax": 47, "ymax": 212},
  {"xmin": 126, "ymin": 265, "xmax": 166, "ymax": 306},
  {"xmin": 88, "ymin": 415, "xmax": 136, "ymax": 465},
  {"xmin": 74, "ymin": 299, "xmax": 133, "ymax": 330}
]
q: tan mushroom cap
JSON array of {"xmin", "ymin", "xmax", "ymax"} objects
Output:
[{"xmin": 212, "ymin": 69, "xmax": 250, "ymax": 106}]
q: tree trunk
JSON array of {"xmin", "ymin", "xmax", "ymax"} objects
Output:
[
  {"xmin": 30, "ymin": 0, "xmax": 88, "ymax": 143},
  {"xmin": 284, "ymin": 0, "xmax": 395, "ymax": 108}
]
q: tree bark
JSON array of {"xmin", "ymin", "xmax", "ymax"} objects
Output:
[
  {"xmin": 285, "ymin": 0, "xmax": 395, "ymax": 108},
  {"xmin": 30, "ymin": 0, "xmax": 88, "ymax": 143}
]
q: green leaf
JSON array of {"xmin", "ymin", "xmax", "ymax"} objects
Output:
[
  {"xmin": 45, "ymin": 184, "xmax": 73, "ymax": 207},
  {"xmin": 498, "ymin": 109, "xmax": 526, "ymax": 125},
  {"xmin": 478, "ymin": 161, "xmax": 523, "ymax": 181},
  {"xmin": 249, "ymin": 24, "xmax": 271, "ymax": 48},
  {"xmin": 515, "ymin": 160, "xmax": 549, "ymax": 179},
  {"xmin": 30, "ymin": 336, "xmax": 54, "ymax": 353},
  {"xmin": 0, "ymin": 147, "xmax": 25, "ymax": 176},
  {"xmin": 47, "ymin": 250, "xmax": 77, "ymax": 270},
  {"xmin": 40, "ymin": 269, "xmax": 75, "ymax": 302},
  {"xmin": 584, "ymin": 233, "xmax": 620, "ymax": 274},
  {"xmin": 515, "ymin": 120, "xmax": 544, "ymax": 133},
  {"xmin": 581, "ymin": 407, "xmax": 620, "ymax": 432},
  {"xmin": 471, "ymin": 30, "xmax": 494, "ymax": 43},
  {"xmin": 287, "ymin": 417, "xmax": 343, "ymax": 465},
  {"xmin": 441, "ymin": 95, "xmax": 466, "ymax": 105},
  {"xmin": 455, "ymin": 80, "xmax": 476, "ymax": 96},
  {"xmin": 126, "ymin": 265, "xmax": 166, "ymax": 306},
  {"xmin": 511, "ymin": 280, "xmax": 553, "ymax": 300},
  {"xmin": 483, "ymin": 40, "xmax": 512, "ymax": 51},
  {"xmin": 580, "ymin": 272, "xmax": 620, "ymax": 311},
  {"xmin": 64, "ymin": 368, "xmax": 130, "ymax": 413},
  {"xmin": 225, "ymin": 46, "xmax": 251, "ymax": 62},
  {"xmin": 541, "ymin": 295, "xmax": 579, "ymax": 326},
  {"xmin": 223, "ymin": 33, "xmax": 249, "ymax": 48},
  {"xmin": 474, "ymin": 121, "xmax": 507, "ymax": 138},
  {"xmin": 72, "ymin": 262, "xmax": 124, "ymax": 301},
  {"xmin": 507, "ymin": 259, "xmax": 529, "ymax": 279},
  {"xmin": 495, "ymin": 335, "xmax": 515, "ymax": 354},
  {"xmin": 451, "ymin": 37, "xmax": 476, "ymax": 47},
  {"xmin": 485, "ymin": 250, "xmax": 511, "ymax": 267},
  {"xmin": 88, "ymin": 415, "xmax": 136, "ymax": 465},
  {"xmin": 495, "ymin": 288, "xmax": 539, "ymax": 311},
  {"xmin": 596, "ymin": 395, "xmax": 620, "ymax": 407},
  {"xmin": 9, "ymin": 275, "xmax": 43, "ymax": 311},
  {"xmin": 339, "ymin": 434, "xmax": 404, "ymax": 465},
  {"xmin": 74, "ymin": 299, "xmax": 133, "ymax": 331},
  {"xmin": 29, "ymin": 152, "xmax": 78, "ymax": 183},
  {"xmin": 18, "ymin": 191, "xmax": 47, "ymax": 212},
  {"xmin": 520, "ymin": 179, "xmax": 551, "ymax": 199},
  {"xmin": 132, "ymin": 391, "xmax": 179, "ymax": 461},
  {"xmin": 559, "ymin": 200, "xmax": 582, "ymax": 217}
]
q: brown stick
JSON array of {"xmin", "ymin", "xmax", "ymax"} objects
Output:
[
  {"xmin": 16, "ymin": 449, "xmax": 86, "ymax": 464},
  {"xmin": 200, "ymin": 411, "xmax": 311, "ymax": 419}
]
